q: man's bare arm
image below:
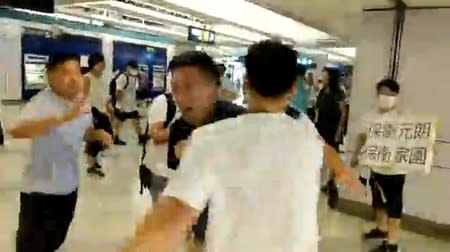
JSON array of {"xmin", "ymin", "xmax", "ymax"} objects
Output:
[
  {"xmin": 322, "ymin": 142, "xmax": 359, "ymax": 189},
  {"xmin": 8, "ymin": 116, "xmax": 68, "ymax": 139},
  {"xmin": 350, "ymin": 133, "xmax": 367, "ymax": 167},
  {"xmin": 122, "ymin": 196, "xmax": 199, "ymax": 252}
]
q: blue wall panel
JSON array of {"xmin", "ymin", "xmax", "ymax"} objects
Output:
[
  {"xmin": 113, "ymin": 41, "xmax": 167, "ymax": 97},
  {"xmin": 21, "ymin": 34, "xmax": 102, "ymax": 99}
]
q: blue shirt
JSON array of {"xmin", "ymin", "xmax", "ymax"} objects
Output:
[
  {"xmin": 18, "ymin": 89, "xmax": 92, "ymax": 194},
  {"xmin": 290, "ymin": 78, "xmax": 308, "ymax": 113}
]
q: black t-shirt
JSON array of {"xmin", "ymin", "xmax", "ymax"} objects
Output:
[
  {"xmin": 315, "ymin": 90, "xmax": 343, "ymax": 143},
  {"xmin": 167, "ymin": 100, "xmax": 246, "ymax": 170}
]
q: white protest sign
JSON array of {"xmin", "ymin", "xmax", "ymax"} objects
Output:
[{"xmin": 359, "ymin": 115, "xmax": 438, "ymax": 174}]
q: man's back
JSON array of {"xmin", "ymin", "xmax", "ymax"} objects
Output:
[{"xmin": 164, "ymin": 113, "xmax": 323, "ymax": 252}]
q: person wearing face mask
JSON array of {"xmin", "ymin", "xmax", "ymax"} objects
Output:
[
  {"xmin": 6, "ymin": 54, "xmax": 112, "ymax": 252},
  {"xmin": 112, "ymin": 60, "xmax": 144, "ymax": 145},
  {"xmin": 350, "ymin": 79, "xmax": 403, "ymax": 252}
]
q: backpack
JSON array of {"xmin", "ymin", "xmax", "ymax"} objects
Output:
[
  {"xmin": 285, "ymin": 105, "xmax": 302, "ymax": 120},
  {"xmin": 139, "ymin": 93, "xmax": 177, "ymax": 194},
  {"xmin": 109, "ymin": 72, "xmax": 129, "ymax": 108}
]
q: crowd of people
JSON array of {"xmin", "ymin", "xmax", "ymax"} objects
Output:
[{"xmin": 2, "ymin": 39, "xmax": 409, "ymax": 252}]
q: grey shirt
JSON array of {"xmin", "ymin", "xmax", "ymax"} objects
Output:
[{"xmin": 18, "ymin": 89, "xmax": 92, "ymax": 194}]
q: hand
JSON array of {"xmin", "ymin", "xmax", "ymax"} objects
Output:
[
  {"xmin": 175, "ymin": 140, "xmax": 188, "ymax": 159},
  {"xmin": 62, "ymin": 99, "xmax": 90, "ymax": 122},
  {"xmin": 350, "ymin": 155, "xmax": 359, "ymax": 168},
  {"xmin": 337, "ymin": 169, "xmax": 363, "ymax": 192}
]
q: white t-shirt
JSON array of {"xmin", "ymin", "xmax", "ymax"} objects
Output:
[
  {"xmin": 144, "ymin": 94, "xmax": 179, "ymax": 178},
  {"xmin": 357, "ymin": 109, "xmax": 407, "ymax": 175},
  {"xmin": 116, "ymin": 73, "xmax": 139, "ymax": 111},
  {"xmin": 85, "ymin": 72, "xmax": 108, "ymax": 110},
  {"xmin": 163, "ymin": 113, "xmax": 323, "ymax": 252}
]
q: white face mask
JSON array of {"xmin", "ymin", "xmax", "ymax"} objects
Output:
[{"xmin": 378, "ymin": 95, "xmax": 397, "ymax": 110}]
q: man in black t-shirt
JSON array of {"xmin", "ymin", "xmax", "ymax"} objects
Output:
[{"xmin": 164, "ymin": 51, "xmax": 245, "ymax": 248}]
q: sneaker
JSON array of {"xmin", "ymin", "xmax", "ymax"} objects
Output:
[
  {"xmin": 386, "ymin": 244, "xmax": 400, "ymax": 252},
  {"xmin": 364, "ymin": 228, "xmax": 388, "ymax": 240},
  {"xmin": 87, "ymin": 166, "xmax": 105, "ymax": 178},
  {"xmin": 327, "ymin": 179, "xmax": 339, "ymax": 209},
  {"xmin": 370, "ymin": 241, "xmax": 400, "ymax": 252},
  {"xmin": 114, "ymin": 137, "xmax": 127, "ymax": 146}
]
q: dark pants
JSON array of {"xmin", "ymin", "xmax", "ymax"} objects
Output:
[
  {"xmin": 371, "ymin": 172, "xmax": 406, "ymax": 219},
  {"xmin": 114, "ymin": 109, "xmax": 139, "ymax": 122},
  {"xmin": 16, "ymin": 190, "xmax": 78, "ymax": 252}
]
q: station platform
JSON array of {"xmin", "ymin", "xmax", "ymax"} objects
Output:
[{"xmin": 0, "ymin": 105, "xmax": 448, "ymax": 252}]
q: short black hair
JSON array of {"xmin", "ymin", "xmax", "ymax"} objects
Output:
[
  {"xmin": 323, "ymin": 67, "xmax": 341, "ymax": 93},
  {"xmin": 245, "ymin": 40, "xmax": 298, "ymax": 97},
  {"xmin": 47, "ymin": 53, "xmax": 80, "ymax": 71},
  {"xmin": 377, "ymin": 78, "xmax": 400, "ymax": 93},
  {"xmin": 88, "ymin": 53, "xmax": 105, "ymax": 70},
  {"xmin": 127, "ymin": 60, "xmax": 139, "ymax": 70},
  {"xmin": 168, "ymin": 51, "xmax": 220, "ymax": 86}
]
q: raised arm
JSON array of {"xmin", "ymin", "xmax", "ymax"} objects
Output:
[
  {"xmin": 122, "ymin": 129, "xmax": 214, "ymax": 251},
  {"xmin": 9, "ymin": 98, "xmax": 88, "ymax": 139}
]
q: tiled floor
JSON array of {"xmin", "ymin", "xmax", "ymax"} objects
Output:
[{"xmin": 0, "ymin": 105, "xmax": 449, "ymax": 252}]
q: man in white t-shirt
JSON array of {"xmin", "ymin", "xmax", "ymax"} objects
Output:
[
  {"xmin": 142, "ymin": 93, "xmax": 178, "ymax": 201},
  {"xmin": 216, "ymin": 64, "xmax": 239, "ymax": 102},
  {"xmin": 84, "ymin": 53, "xmax": 109, "ymax": 177},
  {"xmin": 121, "ymin": 41, "xmax": 358, "ymax": 252},
  {"xmin": 351, "ymin": 79, "xmax": 403, "ymax": 252},
  {"xmin": 113, "ymin": 60, "xmax": 143, "ymax": 145}
]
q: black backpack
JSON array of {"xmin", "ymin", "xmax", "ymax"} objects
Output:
[
  {"xmin": 285, "ymin": 105, "xmax": 302, "ymax": 120},
  {"xmin": 109, "ymin": 72, "xmax": 129, "ymax": 108},
  {"xmin": 139, "ymin": 93, "xmax": 177, "ymax": 194}
]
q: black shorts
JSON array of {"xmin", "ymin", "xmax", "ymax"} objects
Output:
[
  {"xmin": 114, "ymin": 109, "xmax": 139, "ymax": 121},
  {"xmin": 85, "ymin": 141, "xmax": 105, "ymax": 157},
  {"xmin": 371, "ymin": 172, "xmax": 406, "ymax": 219}
]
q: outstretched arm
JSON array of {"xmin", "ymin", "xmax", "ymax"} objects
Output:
[
  {"xmin": 321, "ymin": 142, "xmax": 359, "ymax": 190},
  {"xmin": 122, "ymin": 197, "xmax": 198, "ymax": 252}
]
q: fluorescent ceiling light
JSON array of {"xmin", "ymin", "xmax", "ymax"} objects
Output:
[
  {"xmin": 89, "ymin": 13, "xmax": 186, "ymax": 37},
  {"xmin": 102, "ymin": 0, "xmax": 203, "ymax": 27},
  {"xmin": 296, "ymin": 47, "xmax": 327, "ymax": 55},
  {"xmin": 91, "ymin": 19, "xmax": 104, "ymax": 26},
  {"xmin": 327, "ymin": 54, "xmax": 353, "ymax": 63},
  {"xmin": 54, "ymin": 13, "xmax": 91, "ymax": 24},
  {"xmin": 159, "ymin": 0, "xmax": 331, "ymax": 44},
  {"xmin": 212, "ymin": 24, "xmax": 269, "ymax": 42},
  {"xmin": 324, "ymin": 48, "xmax": 356, "ymax": 58}
]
